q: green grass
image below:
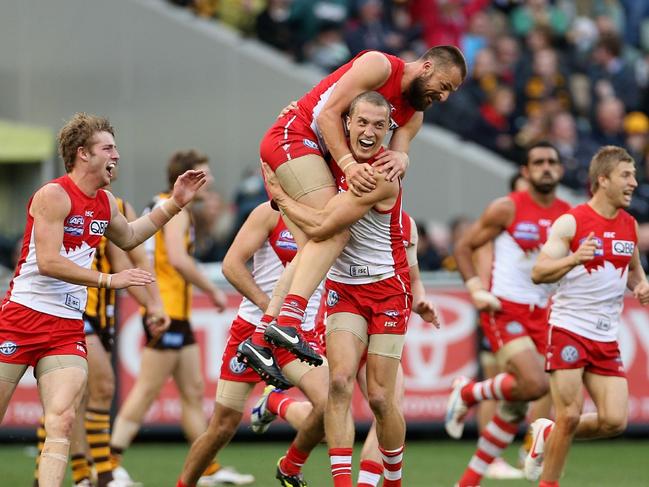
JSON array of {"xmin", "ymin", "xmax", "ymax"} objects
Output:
[{"xmin": 3, "ymin": 439, "xmax": 648, "ymax": 486}]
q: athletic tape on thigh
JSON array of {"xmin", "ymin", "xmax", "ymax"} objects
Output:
[
  {"xmin": 35, "ymin": 355, "xmax": 88, "ymax": 379},
  {"xmin": 368, "ymin": 334, "xmax": 405, "ymax": 359},
  {"xmin": 215, "ymin": 380, "xmax": 255, "ymax": 412},
  {"xmin": 282, "ymin": 356, "xmax": 329, "ymax": 386},
  {"xmin": 275, "ymin": 156, "xmax": 335, "ymax": 200},
  {"xmin": 0, "ymin": 362, "xmax": 28, "ymax": 383},
  {"xmin": 326, "ymin": 313, "xmax": 368, "ymax": 344}
]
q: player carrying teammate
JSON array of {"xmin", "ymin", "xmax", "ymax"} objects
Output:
[
  {"xmin": 0, "ymin": 113, "xmax": 205, "ymax": 487},
  {"xmin": 525, "ymin": 146, "xmax": 649, "ymax": 486},
  {"xmin": 446, "ymin": 142, "xmax": 570, "ymax": 486}
]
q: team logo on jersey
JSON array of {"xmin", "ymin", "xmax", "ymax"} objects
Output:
[
  {"xmin": 64, "ymin": 214, "xmax": 85, "ymax": 236},
  {"xmin": 579, "ymin": 236, "xmax": 604, "ymax": 256},
  {"xmin": 326, "ymin": 290, "xmax": 339, "ymax": 307},
  {"xmin": 512, "ymin": 221, "xmax": 540, "ymax": 241},
  {"xmin": 229, "ymin": 357, "xmax": 247, "ymax": 374},
  {"xmin": 277, "ymin": 229, "xmax": 297, "ymax": 251},
  {"xmin": 384, "ymin": 310, "xmax": 400, "ymax": 318},
  {"xmin": 0, "ymin": 341, "xmax": 17, "ymax": 356},
  {"xmin": 64, "ymin": 293, "xmax": 81, "ymax": 311},
  {"xmin": 303, "ymin": 139, "xmax": 319, "ymax": 150},
  {"xmin": 506, "ymin": 321, "xmax": 524, "ymax": 335},
  {"xmin": 560, "ymin": 345, "xmax": 579, "ymax": 363},
  {"xmin": 89, "ymin": 219, "xmax": 109, "ymax": 236},
  {"xmin": 612, "ymin": 240, "xmax": 634, "ymax": 256}
]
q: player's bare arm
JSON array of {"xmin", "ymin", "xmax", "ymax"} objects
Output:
[
  {"xmin": 405, "ymin": 216, "xmax": 439, "ymax": 326},
  {"xmin": 164, "ymin": 207, "xmax": 226, "ymax": 311},
  {"xmin": 626, "ymin": 222, "xmax": 649, "ymax": 304},
  {"xmin": 32, "ymin": 183, "xmax": 154, "ymax": 289},
  {"xmin": 375, "ymin": 112, "xmax": 423, "ymax": 182},
  {"xmin": 222, "ymin": 203, "xmax": 277, "ymax": 312},
  {"xmin": 454, "ymin": 197, "xmax": 514, "ymax": 311},
  {"xmin": 531, "ymin": 214, "xmax": 597, "ymax": 284},
  {"xmin": 265, "ymin": 162, "xmax": 397, "ymax": 240},
  {"xmin": 104, "ymin": 169, "xmax": 206, "ymax": 250},
  {"xmin": 317, "ymin": 52, "xmax": 391, "ymax": 193}
]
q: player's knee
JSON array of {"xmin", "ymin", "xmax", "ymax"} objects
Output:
[
  {"xmin": 44, "ymin": 408, "xmax": 77, "ymax": 437},
  {"xmin": 519, "ymin": 373, "xmax": 548, "ymax": 400},
  {"xmin": 329, "ymin": 370, "xmax": 355, "ymax": 399},
  {"xmin": 556, "ymin": 409, "xmax": 580, "ymax": 432},
  {"xmin": 600, "ymin": 413, "xmax": 627, "ymax": 437},
  {"xmin": 92, "ymin": 377, "xmax": 116, "ymax": 406},
  {"xmin": 208, "ymin": 409, "xmax": 241, "ymax": 440},
  {"xmin": 367, "ymin": 387, "xmax": 393, "ymax": 419}
]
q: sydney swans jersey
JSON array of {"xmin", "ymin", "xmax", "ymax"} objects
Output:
[
  {"xmin": 296, "ymin": 51, "xmax": 417, "ymax": 154},
  {"xmin": 6, "ymin": 175, "xmax": 112, "ymax": 319},
  {"xmin": 237, "ymin": 218, "xmax": 323, "ymax": 331},
  {"xmin": 550, "ymin": 204, "xmax": 637, "ymax": 341},
  {"xmin": 491, "ymin": 191, "xmax": 571, "ymax": 307}
]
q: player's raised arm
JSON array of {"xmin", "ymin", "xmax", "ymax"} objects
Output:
[
  {"xmin": 264, "ymin": 162, "xmax": 396, "ymax": 241},
  {"xmin": 375, "ymin": 111, "xmax": 424, "ymax": 181},
  {"xmin": 222, "ymin": 203, "xmax": 277, "ymax": 312},
  {"xmin": 104, "ymin": 169, "xmax": 206, "ymax": 251},
  {"xmin": 531, "ymin": 214, "xmax": 591, "ymax": 284},
  {"xmin": 454, "ymin": 197, "xmax": 513, "ymax": 311},
  {"xmin": 626, "ymin": 222, "xmax": 649, "ymax": 304}
]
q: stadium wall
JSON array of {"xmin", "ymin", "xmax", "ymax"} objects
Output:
[{"xmin": 0, "ymin": 0, "xmax": 568, "ymax": 225}]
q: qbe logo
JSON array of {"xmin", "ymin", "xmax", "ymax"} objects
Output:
[
  {"xmin": 612, "ymin": 240, "xmax": 634, "ymax": 257},
  {"xmin": 0, "ymin": 341, "xmax": 18, "ymax": 356},
  {"xmin": 89, "ymin": 220, "xmax": 109, "ymax": 236}
]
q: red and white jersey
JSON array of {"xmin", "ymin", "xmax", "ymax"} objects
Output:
[
  {"xmin": 296, "ymin": 51, "xmax": 417, "ymax": 154},
  {"xmin": 491, "ymin": 191, "xmax": 570, "ymax": 307},
  {"xmin": 237, "ymin": 217, "xmax": 323, "ymax": 330},
  {"xmin": 5, "ymin": 175, "xmax": 112, "ymax": 319},
  {"xmin": 550, "ymin": 204, "xmax": 637, "ymax": 342}
]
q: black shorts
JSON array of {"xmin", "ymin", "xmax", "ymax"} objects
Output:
[
  {"xmin": 83, "ymin": 315, "xmax": 114, "ymax": 353},
  {"xmin": 143, "ymin": 318, "xmax": 196, "ymax": 350}
]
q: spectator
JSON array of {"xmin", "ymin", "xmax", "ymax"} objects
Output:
[
  {"xmin": 467, "ymin": 84, "xmax": 517, "ymax": 160},
  {"xmin": 192, "ymin": 190, "xmax": 229, "ymax": 262},
  {"xmin": 441, "ymin": 216, "xmax": 474, "ymax": 272},
  {"xmin": 592, "ymin": 96, "xmax": 626, "ymax": 146},
  {"xmin": 290, "ymin": 0, "xmax": 349, "ymax": 62},
  {"xmin": 509, "ymin": 0, "xmax": 570, "ymax": 38},
  {"xmin": 344, "ymin": 0, "xmax": 405, "ymax": 56},
  {"xmin": 518, "ymin": 47, "xmax": 571, "ymax": 119},
  {"xmin": 307, "ymin": 22, "xmax": 350, "ymax": 72},
  {"xmin": 255, "ymin": 0, "xmax": 295, "ymax": 54},
  {"xmin": 415, "ymin": 221, "xmax": 443, "ymax": 271},
  {"xmin": 494, "ymin": 34, "xmax": 522, "ymax": 86},
  {"xmin": 410, "ymin": 0, "xmax": 490, "ymax": 48}
]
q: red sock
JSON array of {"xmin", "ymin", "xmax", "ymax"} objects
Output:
[
  {"xmin": 380, "ymin": 445, "xmax": 404, "ymax": 487},
  {"xmin": 539, "ymin": 481, "xmax": 559, "ymax": 487},
  {"xmin": 277, "ymin": 294, "xmax": 308, "ymax": 329},
  {"xmin": 176, "ymin": 479, "xmax": 193, "ymax": 487},
  {"xmin": 329, "ymin": 447, "xmax": 353, "ymax": 487},
  {"xmin": 461, "ymin": 373, "xmax": 516, "ymax": 406},
  {"xmin": 251, "ymin": 314, "xmax": 275, "ymax": 347},
  {"xmin": 267, "ymin": 390, "xmax": 296, "ymax": 419},
  {"xmin": 357, "ymin": 459, "xmax": 383, "ymax": 487},
  {"xmin": 280, "ymin": 442, "xmax": 309, "ymax": 476}
]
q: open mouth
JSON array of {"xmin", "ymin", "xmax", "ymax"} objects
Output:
[
  {"xmin": 106, "ymin": 162, "xmax": 116, "ymax": 178},
  {"xmin": 358, "ymin": 138, "xmax": 375, "ymax": 150}
]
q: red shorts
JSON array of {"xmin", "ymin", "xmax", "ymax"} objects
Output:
[
  {"xmin": 219, "ymin": 315, "xmax": 324, "ymax": 383},
  {"xmin": 481, "ymin": 299, "xmax": 549, "ymax": 354},
  {"xmin": 324, "ymin": 274, "xmax": 412, "ymax": 336},
  {"xmin": 545, "ymin": 325, "xmax": 626, "ymax": 377},
  {"xmin": 0, "ymin": 301, "xmax": 87, "ymax": 368},
  {"xmin": 259, "ymin": 112, "xmax": 322, "ymax": 170}
]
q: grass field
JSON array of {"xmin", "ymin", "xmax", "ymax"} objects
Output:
[{"xmin": 3, "ymin": 439, "xmax": 648, "ymax": 486}]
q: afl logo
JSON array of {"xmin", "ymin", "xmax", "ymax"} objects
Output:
[
  {"xmin": 0, "ymin": 341, "xmax": 18, "ymax": 356},
  {"xmin": 229, "ymin": 357, "xmax": 247, "ymax": 374},
  {"xmin": 326, "ymin": 290, "xmax": 339, "ymax": 307},
  {"xmin": 561, "ymin": 345, "xmax": 579, "ymax": 363},
  {"xmin": 280, "ymin": 230, "xmax": 294, "ymax": 241}
]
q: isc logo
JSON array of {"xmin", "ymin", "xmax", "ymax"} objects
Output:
[
  {"xmin": 612, "ymin": 240, "xmax": 634, "ymax": 256},
  {"xmin": 89, "ymin": 220, "xmax": 109, "ymax": 236}
]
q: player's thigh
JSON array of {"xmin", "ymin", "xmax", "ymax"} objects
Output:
[
  {"xmin": 326, "ymin": 313, "xmax": 367, "ymax": 376},
  {"xmin": 0, "ymin": 363, "xmax": 25, "ymax": 419},
  {"xmin": 295, "ymin": 363, "xmax": 329, "ymax": 407},
  {"xmin": 137, "ymin": 347, "xmax": 179, "ymax": 394},
  {"xmin": 502, "ymin": 339, "xmax": 545, "ymax": 382},
  {"xmin": 85, "ymin": 335, "xmax": 114, "ymax": 400},
  {"xmin": 584, "ymin": 373, "xmax": 628, "ymax": 426},
  {"xmin": 173, "ymin": 344, "xmax": 204, "ymax": 399},
  {"xmin": 548, "ymin": 368, "xmax": 585, "ymax": 413},
  {"xmin": 275, "ymin": 154, "xmax": 336, "ymax": 207},
  {"xmin": 215, "ymin": 379, "xmax": 255, "ymax": 415},
  {"xmin": 37, "ymin": 359, "xmax": 88, "ymax": 417},
  {"xmin": 365, "ymin": 352, "xmax": 400, "ymax": 397}
]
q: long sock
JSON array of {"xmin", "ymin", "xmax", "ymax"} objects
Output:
[
  {"xmin": 280, "ymin": 442, "xmax": 309, "ymax": 476},
  {"xmin": 357, "ymin": 459, "xmax": 383, "ymax": 487},
  {"xmin": 109, "ymin": 445, "xmax": 123, "ymax": 471},
  {"xmin": 329, "ymin": 447, "xmax": 353, "ymax": 487},
  {"xmin": 39, "ymin": 437, "xmax": 71, "ymax": 487},
  {"xmin": 251, "ymin": 314, "xmax": 275, "ymax": 347},
  {"xmin": 461, "ymin": 373, "xmax": 516, "ymax": 407},
  {"xmin": 277, "ymin": 294, "xmax": 308, "ymax": 330},
  {"xmin": 71, "ymin": 453, "xmax": 92, "ymax": 484},
  {"xmin": 457, "ymin": 412, "xmax": 519, "ymax": 486},
  {"xmin": 267, "ymin": 390, "xmax": 296, "ymax": 419},
  {"xmin": 201, "ymin": 460, "xmax": 221, "ymax": 477},
  {"xmin": 539, "ymin": 481, "xmax": 559, "ymax": 487},
  {"xmin": 33, "ymin": 416, "xmax": 46, "ymax": 487},
  {"xmin": 176, "ymin": 480, "xmax": 194, "ymax": 487},
  {"xmin": 86, "ymin": 408, "xmax": 113, "ymax": 487},
  {"xmin": 380, "ymin": 445, "xmax": 404, "ymax": 487}
]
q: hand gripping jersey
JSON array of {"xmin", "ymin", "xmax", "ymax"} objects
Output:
[
  {"xmin": 326, "ymin": 152, "xmax": 409, "ymax": 285},
  {"xmin": 5, "ymin": 175, "xmax": 112, "ymax": 319},
  {"xmin": 550, "ymin": 204, "xmax": 637, "ymax": 341},
  {"xmin": 491, "ymin": 191, "xmax": 571, "ymax": 307},
  {"xmin": 237, "ymin": 217, "xmax": 323, "ymax": 331},
  {"xmin": 296, "ymin": 50, "xmax": 417, "ymax": 154},
  {"xmin": 143, "ymin": 193, "xmax": 194, "ymax": 321}
]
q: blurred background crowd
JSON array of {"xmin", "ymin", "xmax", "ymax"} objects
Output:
[{"xmin": 3, "ymin": 0, "xmax": 649, "ymax": 274}]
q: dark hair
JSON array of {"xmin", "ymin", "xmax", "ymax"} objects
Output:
[
  {"xmin": 509, "ymin": 172, "xmax": 524, "ymax": 192},
  {"xmin": 522, "ymin": 141, "xmax": 560, "ymax": 166},
  {"xmin": 597, "ymin": 33, "xmax": 622, "ymax": 58},
  {"xmin": 167, "ymin": 150, "xmax": 208, "ymax": 190},
  {"xmin": 421, "ymin": 45, "xmax": 468, "ymax": 81}
]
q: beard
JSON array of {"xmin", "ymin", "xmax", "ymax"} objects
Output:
[
  {"xmin": 405, "ymin": 75, "xmax": 435, "ymax": 111},
  {"xmin": 530, "ymin": 177, "xmax": 558, "ymax": 194}
]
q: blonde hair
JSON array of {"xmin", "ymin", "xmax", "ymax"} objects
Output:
[
  {"xmin": 58, "ymin": 113, "xmax": 114, "ymax": 173},
  {"xmin": 589, "ymin": 145, "xmax": 634, "ymax": 193}
]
